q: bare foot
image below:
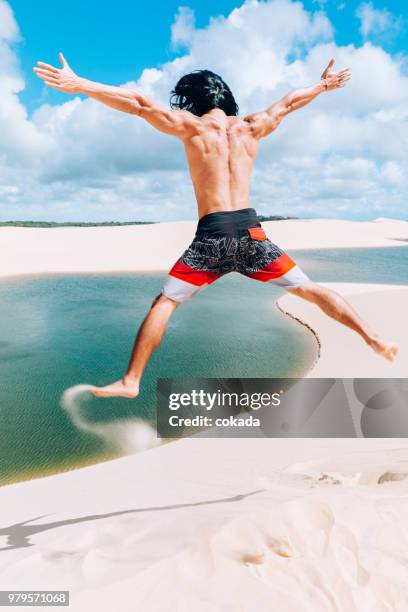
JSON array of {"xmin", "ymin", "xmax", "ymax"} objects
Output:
[
  {"xmin": 91, "ymin": 377, "xmax": 139, "ymax": 398},
  {"xmin": 368, "ymin": 337, "xmax": 399, "ymax": 362}
]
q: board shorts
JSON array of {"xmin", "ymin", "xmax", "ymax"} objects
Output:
[{"xmin": 161, "ymin": 207, "xmax": 310, "ymax": 303}]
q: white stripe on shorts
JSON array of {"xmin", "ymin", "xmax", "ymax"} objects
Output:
[
  {"xmin": 162, "ymin": 275, "xmax": 208, "ymax": 303},
  {"xmin": 268, "ymin": 264, "xmax": 310, "ymax": 289}
]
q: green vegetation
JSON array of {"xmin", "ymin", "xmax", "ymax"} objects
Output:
[
  {"xmin": 257, "ymin": 215, "xmax": 298, "ymax": 221},
  {"xmin": 0, "ymin": 215, "xmax": 298, "ymax": 228},
  {"xmin": 0, "ymin": 221, "xmax": 155, "ymax": 228}
]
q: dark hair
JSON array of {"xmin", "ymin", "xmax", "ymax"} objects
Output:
[{"xmin": 170, "ymin": 70, "xmax": 239, "ymax": 117}]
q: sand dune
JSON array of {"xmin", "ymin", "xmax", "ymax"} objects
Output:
[
  {"xmin": 277, "ymin": 283, "xmax": 408, "ymax": 377},
  {"xmin": 1, "ymin": 219, "xmax": 408, "ymax": 609},
  {"xmin": 1, "ymin": 217, "xmax": 407, "ymax": 278},
  {"xmin": 1, "ymin": 438, "xmax": 408, "ymax": 611}
]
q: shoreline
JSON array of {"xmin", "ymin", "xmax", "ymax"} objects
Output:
[
  {"xmin": 1, "ymin": 218, "xmax": 408, "ymax": 279},
  {"xmin": 3, "ymin": 246, "xmax": 408, "ymax": 283},
  {"xmin": 277, "ymin": 282, "xmax": 408, "ymax": 377},
  {"xmin": 275, "ymin": 298, "xmax": 322, "ymax": 369}
]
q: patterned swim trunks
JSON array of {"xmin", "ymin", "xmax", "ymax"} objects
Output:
[{"xmin": 162, "ymin": 207, "xmax": 309, "ymax": 303}]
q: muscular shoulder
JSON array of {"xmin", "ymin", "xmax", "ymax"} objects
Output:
[
  {"xmin": 242, "ymin": 110, "xmax": 281, "ymax": 139},
  {"xmin": 172, "ymin": 109, "xmax": 202, "ymax": 136},
  {"xmin": 136, "ymin": 102, "xmax": 201, "ymax": 138},
  {"xmin": 184, "ymin": 114, "xmax": 251, "ymax": 142},
  {"xmin": 228, "ymin": 116, "xmax": 250, "ymax": 133}
]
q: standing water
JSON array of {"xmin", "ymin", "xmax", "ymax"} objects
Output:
[{"xmin": 1, "ymin": 246, "xmax": 407, "ymax": 484}]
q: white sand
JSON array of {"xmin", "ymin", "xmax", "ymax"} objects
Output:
[
  {"xmin": 1, "ymin": 219, "xmax": 408, "ymax": 609},
  {"xmin": 1, "ymin": 438, "xmax": 408, "ymax": 611},
  {"xmin": 1, "ymin": 217, "xmax": 407, "ymax": 278},
  {"xmin": 277, "ymin": 283, "xmax": 408, "ymax": 377}
]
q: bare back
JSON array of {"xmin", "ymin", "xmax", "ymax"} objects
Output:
[
  {"xmin": 34, "ymin": 56, "xmax": 351, "ymax": 222},
  {"xmin": 182, "ymin": 111, "xmax": 260, "ymax": 218}
]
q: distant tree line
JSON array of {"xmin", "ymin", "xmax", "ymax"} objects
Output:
[
  {"xmin": 257, "ymin": 215, "xmax": 298, "ymax": 221},
  {"xmin": 0, "ymin": 215, "xmax": 298, "ymax": 228},
  {"xmin": 0, "ymin": 221, "xmax": 155, "ymax": 228}
]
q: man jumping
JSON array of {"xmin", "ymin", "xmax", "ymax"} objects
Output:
[{"xmin": 34, "ymin": 55, "xmax": 398, "ymax": 398}]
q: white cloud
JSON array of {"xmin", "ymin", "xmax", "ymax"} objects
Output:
[
  {"xmin": 0, "ymin": 0, "xmax": 19, "ymax": 41},
  {"xmin": 356, "ymin": 2, "xmax": 403, "ymax": 40},
  {"xmin": 171, "ymin": 6, "xmax": 195, "ymax": 49},
  {"xmin": 381, "ymin": 161, "xmax": 405, "ymax": 186},
  {"xmin": 0, "ymin": 0, "xmax": 408, "ymax": 221},
  {"xmin": 0, "ymin": 1, "xmax": 50, "ymax": 164}
]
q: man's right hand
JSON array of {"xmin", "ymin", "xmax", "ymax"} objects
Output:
[
  {"xmin": 33, "ymin": 53, "xmax": 82, "ymax": 94},
  {"xmin": 320, "ymin": 58, "xmax": 351, "ymax": 91}
]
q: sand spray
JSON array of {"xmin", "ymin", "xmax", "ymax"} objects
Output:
[{"xmin": 60, "ymin": 385, "xmax": 160, "ymax": 454}]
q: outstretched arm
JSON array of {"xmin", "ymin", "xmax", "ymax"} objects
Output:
[
  {"xmin": 244, "ymin": 59, "xmax": 351, "ymax": 139},
  {"xmin": 33, "ymin": 53, "xmax": 198, "ymax": 138}
]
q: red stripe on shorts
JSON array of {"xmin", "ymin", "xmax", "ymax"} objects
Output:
[
  {"xmin": 247, "ymin": 253, "xmax": 296, "ymax": 282},
  {"xmin": 169, "ymin": 260, "xmax": 221, "ymax": 286}
]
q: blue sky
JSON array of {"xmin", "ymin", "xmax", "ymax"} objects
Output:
[
  {"xmin": 1, "ymin": 0, "xmax": 407, "ymax": 221},
  {"xmin": 14, "ymin": 0, "xmax": 243, "ymax": 113},
  {"xmin": 13, "ymin": 0, "xmax": 407, "ymax": 113}
]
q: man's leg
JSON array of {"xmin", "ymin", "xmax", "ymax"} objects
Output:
[
  {"xmin": 92, "ymin": 237, "xmax": 223, "ymax": 399},
  {"xmin": 241, "ymin": 235, "xmax": 398, "ymax": 362},
  {"xmin": 92, "ymin": 294, "xmax": 179, "ymax": 398},
  {"xmin": 288, "ymin": 281, "xmax": 398, "ymax": 361}
]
